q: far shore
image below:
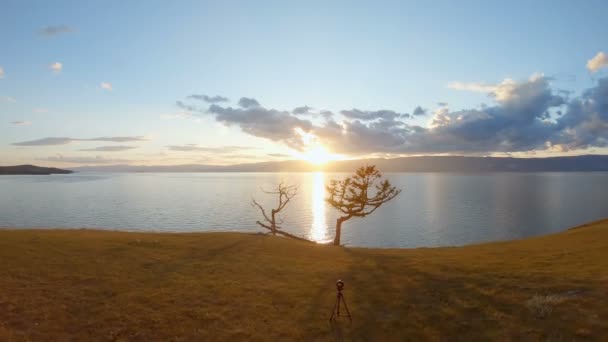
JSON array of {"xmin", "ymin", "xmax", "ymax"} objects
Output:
[{"xmin": 1, "ymin": 219, "xmax": 607, "ymax": 340}]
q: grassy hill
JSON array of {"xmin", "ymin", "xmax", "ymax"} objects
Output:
[
  {"xmin": 0, "ymin": 165, "xmax": 73, "ymax": 175},
  {"xmin": 1, "ymin": 221, "xmax": 607, "ymax": 340}
]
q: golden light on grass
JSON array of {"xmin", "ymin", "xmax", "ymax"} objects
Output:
[{"xmin": 1, "ymin": 220, "xmax": 607, "ymax": 340}]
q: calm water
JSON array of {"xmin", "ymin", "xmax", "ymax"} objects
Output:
[{"xmin": 1, "ymin": 172, "xmax": 608, "ymax": 248}]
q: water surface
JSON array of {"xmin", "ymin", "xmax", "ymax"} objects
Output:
[{"xmin": 1, "ymin": 172, "xmax": 607, "ymax": 247}]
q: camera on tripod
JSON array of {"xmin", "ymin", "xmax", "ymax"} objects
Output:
[
  {"xmin": 336, "ymin": 280, "xmax": 344, "ymax": 292},
  {"xmin": 330, "ymin": 279, "xmax": 351, "ymax": 322}
]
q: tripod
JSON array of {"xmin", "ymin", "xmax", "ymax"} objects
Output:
[{"xmin": 329, "ymin": 280, "xmax": 352, "ymax": 322}]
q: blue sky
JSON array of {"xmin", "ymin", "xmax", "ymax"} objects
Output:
[{"xmin": 1, "ymin": 0, "xmax": 608, "ymax": 166}]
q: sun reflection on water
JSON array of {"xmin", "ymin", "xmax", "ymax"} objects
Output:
[{"xmin": 310, "ymin": 172, "xmax": 330, "ymax": 242}]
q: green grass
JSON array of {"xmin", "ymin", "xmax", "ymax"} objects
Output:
[{"xmin": 1, "ymin": 220, "xmax": 607, "ymax": 341}]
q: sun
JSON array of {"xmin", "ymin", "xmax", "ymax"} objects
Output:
[{"xmin": 300, "ymin": 145, "xmax": 333, "ymax": 165}]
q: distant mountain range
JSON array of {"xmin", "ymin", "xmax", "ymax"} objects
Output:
[
  {"xmin": 0, "ymin": 165, "xmax": 73, "ymax": 175},
  {"xmin": 70, "ymin": 155, "xmax": 608, "ymax": 173}
]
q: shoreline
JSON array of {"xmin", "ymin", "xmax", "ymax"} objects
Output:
[{"xmin": 1, "ymin": 217, "xmax": 607, "ymax": 250}]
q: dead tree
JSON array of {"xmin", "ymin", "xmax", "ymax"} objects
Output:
[
  {"xmin": 326, "ymin": 165, "xmax": 401, "ymax": 246},
  {"xmin": 252, "ymin": 182, "xmax": 312, "ymax": 242}
]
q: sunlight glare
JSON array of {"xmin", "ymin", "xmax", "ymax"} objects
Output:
[
  {"xmin": 310, "ymin": 172, "xmax": 330, "ymax": 242},
  {"xmin": 304, "ymin": 146, "xmax": 333, "ymax": 164}
]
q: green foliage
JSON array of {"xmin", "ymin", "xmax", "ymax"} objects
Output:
[{"xmin": 326, "ymin": 165, "xmax": 401, "ymax": 219}]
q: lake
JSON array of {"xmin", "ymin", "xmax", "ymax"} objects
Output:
[{"xmin": 1, "ymin": 172, "xmax": 608, "ymax": 248}]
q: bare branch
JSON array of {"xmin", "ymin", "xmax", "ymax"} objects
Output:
[{"xmin": 252, "ymin": 182, "xmax": 311, "ymax": 242}]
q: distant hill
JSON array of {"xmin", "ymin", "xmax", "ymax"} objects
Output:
[
  {"xmin": 71, "ymin": 155, "xmax": 608, "ymax": 173},
  {"xmin": 0, "ymin": 165, "xmax": 73, "ymax": 175}
]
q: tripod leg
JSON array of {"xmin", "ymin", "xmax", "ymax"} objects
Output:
[
  {"xmin": 329, "ymin": 295, "xmax": 339, "ymax": 321},
  {"xmin": 340, "ymin": 294, "xmax": 352, "ymax": 322}
]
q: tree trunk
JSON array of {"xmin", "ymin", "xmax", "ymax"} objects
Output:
[
  {"xmin": 333, "ymin": 217, "xmax": 346, "ymax": 246},
  {"xmin": 271, "ymin": 210, "xmax": 277, "ymax": 236}
]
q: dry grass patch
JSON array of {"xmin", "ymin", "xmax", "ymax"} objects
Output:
[
  {"xmin": 526, "ymin": 294, "xmax": 567, "ymax": 318},
  {"xmin": 0, "ymin": 220, "xmax": 607, "ymax": 340}
]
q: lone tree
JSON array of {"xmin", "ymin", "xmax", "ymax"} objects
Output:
[
  {"xmin": 326, "ymin": 165, "xmax": 401, "ymax": 246},
  {"xmin": 252, "ymin": 182, "xmax": 311, "ymax": 242}
]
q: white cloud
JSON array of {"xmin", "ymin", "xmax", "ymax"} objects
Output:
[
  {"xmin": 447, "ymin": 81, "xmax": 497, "ymax": 93},
  {"xmin": 50, "ymin": 62, "xmax": 62, "ymax": 73},
  {"xmin": 587, "ymin": 52, "xmax": 608, "ymax": 73},
  {"xmin": 0, "ymin": 66, "xmax": 4, "ymax": 78},
  {"xmin": 448, "ymin": 73, "xmax": 545, "ymax": 103},
  {"xmin": 1, "ymin": 96, "xmax": 16, "ymax": 103},
  {"xmin": 33, "ymin": 108, "xmax": 48, "ymax": 113},
  {"xmin": 11, "ymin": 120, "xmax": 31, "ymax": 126},
  {"xmin": 100, "ymin": 82, "xmax": 112, "ymax": 90}
]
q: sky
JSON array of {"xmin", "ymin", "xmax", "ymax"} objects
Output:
[{"xmin": 1, "ymin": 0, "xmax": 608, "ymax": 167}]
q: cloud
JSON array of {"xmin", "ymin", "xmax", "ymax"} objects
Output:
[
  {"xmin": 320, "ymin": 74, "xmax": 567, "ymax": 155},
  {"xmin": 13, "ymin": 137, "xmax": 73, "ymax": 146},
  {"xmin": 13, "ymin": 136, "xmax": 146, "ymax": 146},
  {"xmin": 39, "ymin": 25, "xmax": 74, "ymax": 37},
  {"xmin": 50, "ymin": 62, "xmax": 62, "ymax": 73},
  {"xmin": 268, "ymin": 153, "xmax": 290, "ymax": 158},
  {"xmin": 181, "ymin": 74, "xmax": 608, "ymax": 156},
  {"xmin": 0, "ymin": 66, "xmax": 4, "ymax": 78},
  {"xmin": 412, "ymin": 106, "xmax": 427, "ymax": 116},
  {"xmin": 100, "ymin": 82, "xmax": 112, "ymax": 90},
  {"xmin": 1, "ymin": 96, "xmax": 16, "ymax": 103},
  {"xmin": 447, "ymin": 81, "xmax": 498, "ymax": 93},
  {"xmin": 167, "ymin": 145, "xmax": 257, "ymax": 153},
  {"xmin": 187, "ymin": 94, "xmax": 229, "ymax": 103},
  {"xmin": 175, "ymin": 101, "xmax": 199, "ymax": 112},
  {"xmin": 293, "ymin": 106, "xmax": 312, "ymax": 115},
  {"xmin": 437, "ymin": 102, "xmax": 448, "ymax": 107},
  {"xmin": 238, "ymin": 97, "xmax": 260, "ymax": 108},
  {"xmin": 11, "ymin": 120, "xmax": 31, "ymax": 126},
  {"xmin": 33, "ymin": 108, "xmax": 48, "ymax": 113},
  {"xmin": 205, "ymin": 102, "xmax": 314, "ymax": 150},
  {"xmin": 553, "ymin": 77, "xmax": 608, "ymax": 150},
  {"xmin": 340, "ymin": 109, "xmax": 407, "ymax": 121},
  {"xmin": 87, "ymin": 136, "xmax": 146, "ymax": 143},
  {"xmin": 587, "ymin": 52, "xmax": 608, "ymax": 73},
  {"xmin": 38, "ymin": 155, "xmax": 132, "ymax": 164},
  {"xmin": 78, "ymin": 146, "xmax": 137, "ymax": 152}
]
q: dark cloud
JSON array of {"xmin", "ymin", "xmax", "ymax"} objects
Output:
[
  {"xmin": 13, "ymin": 136, "xmax": 146, "ymax": 146},
  {"xmin": 292, "ymin": 106, "xmax": 312, "ymax": 115},
  {"xmin": 340, "ymin": 109, "xmax": 407, "ymax": 121},
  {"xmin": 553, "ymin": 77, "xmax": 608, "ymax": 150},
  {"xmin": 176, "ymin": 101, "xmax": 200, "ymax": 112},
  {"xmin": 437, "ymin": 102, "xmax": 448, "ymax": 107},
  {"xmin": 206, "ymin": 103, "xmax": 313, "ymax": 150},
  {"xmin": 238, "ymin": 97, "xmax": 260, "ymax": 108},
  {"xmin": 412, "ymin": 106, "xmax": 427, "ymax": 116},
  {"xmin": 179, "ymin": 75, "xmax": 608, "ymax": 156},
  {"xmin": 79, "ymin": 146, "xmax": 137, "ymax": 152},
  {"xmin": 39, "ymin": 25, "xmax": 74, "ymax": 36},
  {"xmin": 320, "ymin": 110, "xmax": 334, "ymax": 120},
  {"xmin": 187, "ymin": 94, "xmax": 229, "ymax": 103}
]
